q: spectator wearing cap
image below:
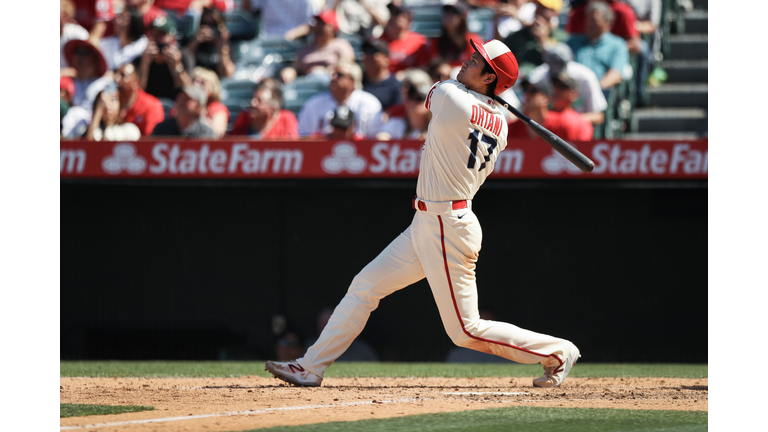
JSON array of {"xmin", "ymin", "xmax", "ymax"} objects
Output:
[
  {"xmin": 502, "ymin": 0, "xmax": 569, "ymax": 76},
  {"xmin": 61, "ymin": 77, "xmax": 76, "ymax": 109},
  {"xmin": 190, "ymin": 66, "xmax": 230, "ymax": 138},
  {"xmin": 133, "ymin": 15, "xmax": 194, "ymax": 101},
  {"xmin": 378, "ymin": 3, "xmax": 427, "ymax": 74},
  {"xmin": 297, "ymin": 59, "xmax": 383, "ymax": 138},
  {"xmin": 61, "ymin": 0, "xmax": 90, "ymax": 72},
  {"xmin": 324, "ymin": 105, "xmax": 365, "ymax": 140},
  {"xmin": 508, "ymin": 75, "xmax": 592, "ymax": 142},
  {"xmin": 362, "ymin": 39, "xmax": 402, "ymax": 111},
  {"xmin": 421, "ymin": 2, "xmax": 484, "ymax": 70},
  {"xmin": 526, "ymin": 42, "xmax": 607, "ymax": 125},
  {"xmin": 566, "ymin": 1, "xmax": 629, "ymax": 93},
  {"xmin": 84, "ymin": 81, "xmax": 142, "ymax": 141},
  {"xmin": 279, "ymin": 10, "xmax": 356, "ymax": 85},
  {"xmin": 99, "ymin": 7, "xmax": 149, "ymax": 71},
  {"xmin": 71, "ymin": 0, "xmax": 115, "ymax": 46},
  {"xmin": 114, "ymin": 62, "xmax": 166, "ymax": 136},
  {"xmin": 61, "ymin": 77, "xmax": 76, "ymax": 131},
  {"xmin": 376, "ymin": 68, "xmax": 433, "ymax": 141},
  {"xmin": 228, "ymin": 78, "xmax": 299, "ymax": 139},
  {"xmin": 242, "ymin": 0, "xmax": 320, "ymax": 41},
  {"xmin": 329, "ymin": 0, "xmax": 390, "ymax": 40},
  {"xmin": 63, "ymin": 39, "xmax": 109, "ymax": 107},
  {"xmin": 182, "ymin": 7, "xmax": 236, "ymax": 78},
  {"xmin": 151, "ymin": 84, "xmax": 217, "ymax": 137},
  {"xmin": 61, "ymin": 76, "xmax": 122, "ymax": 138}
]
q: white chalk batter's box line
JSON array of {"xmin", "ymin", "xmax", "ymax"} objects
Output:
[{"xmin": 60, "ymin": 398, "xmax": 421, "ymax": 430}]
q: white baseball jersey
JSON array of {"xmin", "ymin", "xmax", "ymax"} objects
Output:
[
  {"xmin": 295, "ymin": 79, "xmax": 577, "ymax": 384},
  {"xmin": 416, "ymin": 80, "xmax": 509, "ymax": 202}
]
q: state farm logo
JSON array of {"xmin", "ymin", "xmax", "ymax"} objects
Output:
[
  {"xmin": 102, "ymin": 143, "xmax": 147, "ymax": 175},
  {"xmin": 322, "ymin": 142, "xmax": 367, "ymax": 174},
  {"xmin": 541, "ymin": 149, "xmax": 583, "ymax": 175}
]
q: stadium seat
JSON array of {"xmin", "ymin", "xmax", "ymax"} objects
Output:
[
  {"xmin": 224, "ymin": 10, "xmax": 258, "ymax": 41},
  {"xmin": 158, "ymin": 97, "xmax": 175, "ymax": 119},
  {"xmin": 467, "ymin": 7, "xmax": 494, "ymax": 39},
  {"xmin": 282, "ymin": 79, "xmax": 328, "ymax": 116},
  {"xmin": 409, "ymin": 5, "xmax": 443, "ymax": 38}
]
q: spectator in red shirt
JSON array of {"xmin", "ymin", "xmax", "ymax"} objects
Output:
[
  {"xmin": 228, "ymin": 79, "xmax": 300, "ymax": 140},
  {"xmin": 508, "ymin": 75, "xmax": 592, "ymax": 142},
  {"xmin": 191, "ymin": 67, "xmax": 230, "ymax": 138},
  {"xmin": 114, "ymin": 62, "xmax": 165, "ymax": 136},
  {"xmin": 548, "ymin": 71, "xmax": 594, "ymax": 141},
  {"xmin": 422, "ymin": 2, "xmax": 484, "ymax": 69},
  {"xmin": 378, "ymin": 3, "xmax": 427, "ymax": 74},
  {"xmin": 567, "ymin": 0, "xmax": 641, "ymax": 54},
  {"xmin": 154, "ymin": 0, "xmax": 192, "ymax": 15},
  {"xmin": 72, "ymin": 0, "xmax": 115, "ymax": 45}
]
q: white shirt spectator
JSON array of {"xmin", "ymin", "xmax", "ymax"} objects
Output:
[
  {"xmin": 298, "ymin": 89, "xmax": 383, "ymax": 137},
  {"xmin": 99, "ymin": 35, "xmax": 149, "ymax": 71},
  {"xmin": 61, "ymin": 23, "xmax": 90, "ymax": 68},
  {"xmin": 248, "ymin": 0, "xmax": 319, "ymax": 38},
  {"xmin": 485, "ymin": 1, "xmax": 537, "ymax": 40},
  {"xmin": 527, "ymin": 61, "xmax": 608, "ymax": 115}
]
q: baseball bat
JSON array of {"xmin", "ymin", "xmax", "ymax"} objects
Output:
[{"xmin": 494, "ymin": 95, "xmax": 595, "ymax": 173}]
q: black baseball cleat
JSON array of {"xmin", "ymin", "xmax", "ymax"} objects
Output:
[{"xmin": 265, "ymin": 360, "xmax": 323, "ymax": 387}]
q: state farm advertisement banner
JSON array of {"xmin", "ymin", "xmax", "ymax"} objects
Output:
[{"xmin": 60, "ymin": 139, "xmax": 708, "ymax": 179}]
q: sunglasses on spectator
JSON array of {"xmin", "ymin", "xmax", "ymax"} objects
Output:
[
  {"xmin": 73, "ymin": 48, "xmax": 92, "ymax": 57},
  {"xmin": 523, "ymin": 86, "xmax": 539, "ymax": 94},
  {"xmin": 406, "ymin": 85, "xmax": 426, "ymax": 102},
  {"xmin": 552, "ymin": 81, "xmax": 571, "ymax": 90},
  {"xmin": 332, "ymin": 71, "xmax": 350, "ymax": 79}
]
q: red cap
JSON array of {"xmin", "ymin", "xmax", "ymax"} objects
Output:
[
  {"xmin": 63, "ymin": 39, "xmax": 108, "ymax": 78},
  {"xmin": 315, "ymin": 10, "xmax": 339, "ymax": 32},
  {"xmin": 470, "ymin": 39, "xmax": 519, "ymax": 95},
  {"xmin": 60, "ymin": 76, "xmax": 76, "ymax": 97}
]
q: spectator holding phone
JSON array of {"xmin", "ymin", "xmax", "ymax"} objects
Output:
[
  {"xmin": 84, "ymin": 81, "xmax": 142, "ymax": 141},
  {"xmin": 182, "ymin": 7, "xmax": 236, "ymax": 78},
  {"xmin": 133, "ymin": 16, "xmax": 194, "ymax": 101}
]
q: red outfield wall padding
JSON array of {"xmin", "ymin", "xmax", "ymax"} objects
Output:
[{"xmin": 60, "ymin": 139, "xmax": 708, "ymax": 179}]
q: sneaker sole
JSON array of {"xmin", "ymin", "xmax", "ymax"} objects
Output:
[{"xmin": 264, "ymin": 363, "xmax": 321, "ymax": 387}]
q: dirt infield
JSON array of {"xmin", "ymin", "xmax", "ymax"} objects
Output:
[{"xmin": 60, "ymin": 376, "xmax": 708, "ymax": 431}]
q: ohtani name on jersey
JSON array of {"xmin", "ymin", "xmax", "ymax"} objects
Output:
[{"xmin": 470, "ymin": 105, "xmax": 503, "ymax": 137}]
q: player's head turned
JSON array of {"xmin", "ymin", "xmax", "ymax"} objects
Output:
[{"xmin": 467, "ymin": 39, "xmax": 519, "ymax": 97}]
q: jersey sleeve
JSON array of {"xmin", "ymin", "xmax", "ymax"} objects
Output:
[{"xmin": 425, "ymin": 80, "xmax": 459, "ymax": 118}]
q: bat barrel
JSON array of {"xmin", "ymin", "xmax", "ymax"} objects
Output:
[{"xmin": 495, "ymin": 95, "xmax": 595, "ymax": 173}]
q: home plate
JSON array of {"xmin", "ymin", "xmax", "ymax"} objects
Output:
[{"xmin": 444, "ymin": 392, "xmax": 530, "ymax": 396}]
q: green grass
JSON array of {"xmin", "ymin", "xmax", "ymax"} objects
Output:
[
  {"xmin": 233, "ymin": 407, "xmax": 708, "ymax": 432},
  {"xmin": 60, "ymin": 403, "xmax": 154, "ymax": 418},
  {"xmin": 60, "ymin": 361, "xmax": 707, "ymax": 379}
]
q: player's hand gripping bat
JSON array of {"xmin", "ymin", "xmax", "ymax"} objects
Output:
[{"xmin": 494, "ymin": 95, "xmax": 595, "ymax": 173}]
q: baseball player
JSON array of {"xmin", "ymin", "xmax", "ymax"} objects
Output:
[{"xmin": 265, "ymin": 39, "xmax": 580, "ymax": 388}]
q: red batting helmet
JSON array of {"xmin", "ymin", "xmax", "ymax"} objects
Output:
[{"xmin": 470, "ymin": 39, "xmax": 519, "ymax": 95}]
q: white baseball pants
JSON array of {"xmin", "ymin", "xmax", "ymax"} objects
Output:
[{"xmin": 297, "ymin": 199, "xmax": 575, "ymax": 377}]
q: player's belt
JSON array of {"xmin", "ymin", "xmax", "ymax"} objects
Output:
[{"xmin": 412, "ymin": 197, "xmax": 470, "ymax": 213}]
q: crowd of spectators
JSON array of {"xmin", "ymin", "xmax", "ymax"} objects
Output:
[{"xmin": 60, "ymin": 0, "xmax": 661, "ymax": 143}]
